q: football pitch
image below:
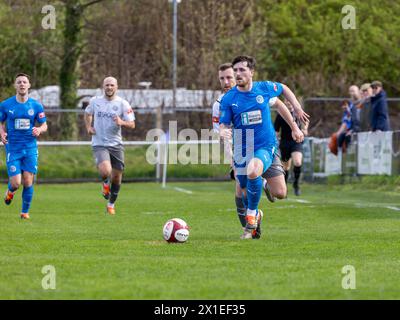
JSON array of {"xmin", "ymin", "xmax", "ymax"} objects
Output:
[{"xmin": 0, "ymin": 181, "xmax": 399, "ymax": 300}]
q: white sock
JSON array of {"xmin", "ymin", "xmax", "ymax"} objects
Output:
[
  {"xmin": 107, "ymin": 202, "xmax": 114, "ymax": 208},
  {"xmin": 247, "ymin": 209, "xmax": 257, "ymax": 217},
  {"xmin": 262, "ymin": 178, "xmax": 267, "ymax": 188}
]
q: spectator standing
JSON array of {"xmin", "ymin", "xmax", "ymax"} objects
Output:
[
  {"xmin": 359, "ymin": 83, "xmax": 373, "ymax": 131},
  {"xmin": 370, "ymin": 81, "xmax": 390, "ymax": 132}
]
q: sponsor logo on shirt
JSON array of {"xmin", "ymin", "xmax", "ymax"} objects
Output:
[
  {"xmin": 256, "ymin": 95, "xmax": 264, "ymax": 104},
  {"xmin": 15, "ymin": 118, "xmax": 30, "ymax": 130},
  {"xmin": 273, "ymin": 83, "xmax": 278, "ymax": 92},
  {"xmin": 38, "ymin": 112, "xmax": 45, "ymax": 119},
  {"xmin": 126, "ymin": 108, "xmax": 133, "ymax": 114},
  {"xmin": 241, "ymin": 110, "xmax": 262, "ymax": 125},
  {"xmin": 212, "ymin": 116, "xmax": 219, "ymax": 123},
  {"xmin": 97, "ymin": 111, "xmax": 116, "ymax": 118}
]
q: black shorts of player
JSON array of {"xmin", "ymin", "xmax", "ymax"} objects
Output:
[{"xmin": 279, "ymin": 141, "xmax": 303, "ymax": 162}]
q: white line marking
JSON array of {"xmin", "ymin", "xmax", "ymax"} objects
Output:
[
  {"xmin": 294, "ymin": 199, "xmax": 311, "ymax": 204},
  {"xmin": 142, "ymin": 211, "xmax": 163, "ymax": 215},
  {"xmin": 173, "ymin": 187, "xmax": 193, "ymax": 194},
  {"xmin": 142, "ymin": 211, "xmax": 175, "ymax": 215},
  {"xmin": 354, "ymin": 203, "xmax": 400, "ymax": 211},
  {"xmin": 386, "ymin": 206, "xmax": 400, "ymax": 211},
  {"xmin": 286, "ymin": 198, "xmax": 312, "ymax": 204}
]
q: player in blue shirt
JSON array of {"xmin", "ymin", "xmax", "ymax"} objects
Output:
[
  {"xmin": 0, "ymin": 73, "xmax": 47, "ymax": 219},
  {"xmin": 219, "ymin": 55, "xmax": 308, "ymax": 239}
]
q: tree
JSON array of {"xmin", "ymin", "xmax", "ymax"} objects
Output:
[
  {"xmin": 59, "ymin": 0, "xmax": 104, "ymax": 140},
  {"xmin": 0, "ymin": 1, "xmax": 61, "ymax": 100}
]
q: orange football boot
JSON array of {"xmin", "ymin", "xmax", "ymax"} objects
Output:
[
  {"xmin": 106, "ymin": 204, "xmax": 115, "ymax": 215},
  {"xmin": 4, "ymin": 189, "xmax": 15, "ymax": 205},
  {"xmin": 20, "ymin": 213, "xmax": 30, "ymax": 220}
]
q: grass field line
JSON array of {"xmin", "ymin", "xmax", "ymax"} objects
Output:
[
  {"xmin": 266, "ymin": 197, "xmax": 399, "ymax": 212},
  {"xmin": 173, "ymin": 187, "xmax": 193, "ymax": 194},
  {"xmin": 385, "ymin": 206, "xmax": 400, "ymax": 211},
  {"xmin": 286, "ymin": 199, "xmax": 312, "ymax": 204}
]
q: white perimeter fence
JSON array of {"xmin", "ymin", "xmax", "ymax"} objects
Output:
[{"xmin": 31, "ymin": 130, "xmax": 400, "ymax": 183}]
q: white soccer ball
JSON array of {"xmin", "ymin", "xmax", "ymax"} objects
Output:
[{"xmin": 163, "ymin": 218, "xmax": 190, "ymax": 243}]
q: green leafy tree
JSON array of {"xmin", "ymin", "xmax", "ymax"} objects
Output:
[{"xmin": 59, "ymin": 0, "xmax": 104, "ymax": 140}]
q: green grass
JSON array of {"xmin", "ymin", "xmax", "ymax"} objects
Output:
[
  {"xmin": 0, "ymin": 146, "xmax": 230, "ymax": 180},
  {"xmin": 0, "ymin": 182, "xmax": 399, "ymax": 299}
]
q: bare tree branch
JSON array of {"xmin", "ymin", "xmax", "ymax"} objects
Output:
[{"xmin": 80, "ymin": 0, "xmax": 104, "ymax": 9}]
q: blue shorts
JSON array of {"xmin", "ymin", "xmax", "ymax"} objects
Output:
[
  {"xmin": 5, "ymin": 148, "xmax": 38, "ymax": 177},
  {"xmin": 234, "ymin": 147, "xmax": 275, "ymax": 189}
]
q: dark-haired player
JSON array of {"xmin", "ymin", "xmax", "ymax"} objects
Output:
[
  {"xmin": 274, "ymin": 99, "xmax": 309, "ymax": 196},
  {"xmin": 0, "ymin": 73, "xmax": 47, "ymax": 219},
  {"xmin": 219, "ymin": 55, "xmax": 308, "ymax": 239}
]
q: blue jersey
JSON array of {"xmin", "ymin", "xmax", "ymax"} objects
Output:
[
  {"xmin": 0, "ymin": 96, "xmax": 46, "ymax": 152},
  {"xmin": 219, "ymin": 81, "xmax": 283, "ymax": 160}
]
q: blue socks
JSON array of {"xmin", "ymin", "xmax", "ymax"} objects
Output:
[
  {"xmin": 247, "ymin": 176, "xmax": 262, "ymax": 210},
  {"xmin": 22, "ymin": 185, "xmax": 34, "ymax": 213}
]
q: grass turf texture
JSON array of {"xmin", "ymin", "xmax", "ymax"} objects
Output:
[{"xmin": 0, "ymin": 181, "xmax": 399, "ymax": 299}]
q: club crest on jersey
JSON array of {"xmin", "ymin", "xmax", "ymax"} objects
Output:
[
  {"xmin": 112, "ymin": 105, "xmax": 118, "ymax": 111},
  {"xmin": 28, "ymin": 109, "xmax": 34, "ymax": 116},
  {"xmin": 256, "ymin": 95, "xmax": 264, "ymax": 104}
]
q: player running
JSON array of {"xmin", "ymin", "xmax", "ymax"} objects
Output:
[
  {"xmin": 274, "ymin": 99, "xmax": 309, "ymax": 196},
  {"xmin": 212, "ymin": 63, "xmax": 287, "ymax": 239},
  {"xmin": 84, "ymin": 76, "xmax": 135, "ymax": 215},
  {"xmin": 219, "ymin": 55, "xmax": 308, "ymax": 239},
  {"xmin": 0, "ymin": 73, "xmax": 48, "ymax": 219}
]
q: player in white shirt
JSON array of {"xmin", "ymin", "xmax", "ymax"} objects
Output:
[{"xmin": 84, "ymin": 77, "xmax": 135, "ymax": 215}]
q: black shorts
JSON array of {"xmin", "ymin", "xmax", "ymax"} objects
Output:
[{"xmin": 279, "ymin": 141, "xmax": 303, "ymax": 162}]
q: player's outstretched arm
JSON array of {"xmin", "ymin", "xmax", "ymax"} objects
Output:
[
  {"xmin": 32, "ymin": 122, "xmax": 47, "ymax": 137},
  {"xmin": 281, "ymin": 84, "xmax": 310, "ymax": 124},
  {"xmin": 0, "ymin": 123, "xmax": 7, "ymax": 144},
  {"xmin": 84, "ymin": 112, "xmax": 96, "ymax": 135},
  {"xmin": 219, "ymin": 123, "xmax": 232, "ymax": 140},
  {"xmin": 301, "ymin": 117, "xmax": 310, "ymax": 136},
  {"xmin": 273, "ymin": 98, "xmax": 304, "ymax": 143},
  {"xmin": 113, "ymin": 116, "xmax": 135, "ymax": 129}
]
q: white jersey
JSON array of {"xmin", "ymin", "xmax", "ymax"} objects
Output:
[
  {"xmin": 212, "ymin": 94, "xmax": 225, "ymax": 133},
  {"xmin": 85, "ymin": 95, "xmax": 135, "ymax": 147}
]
